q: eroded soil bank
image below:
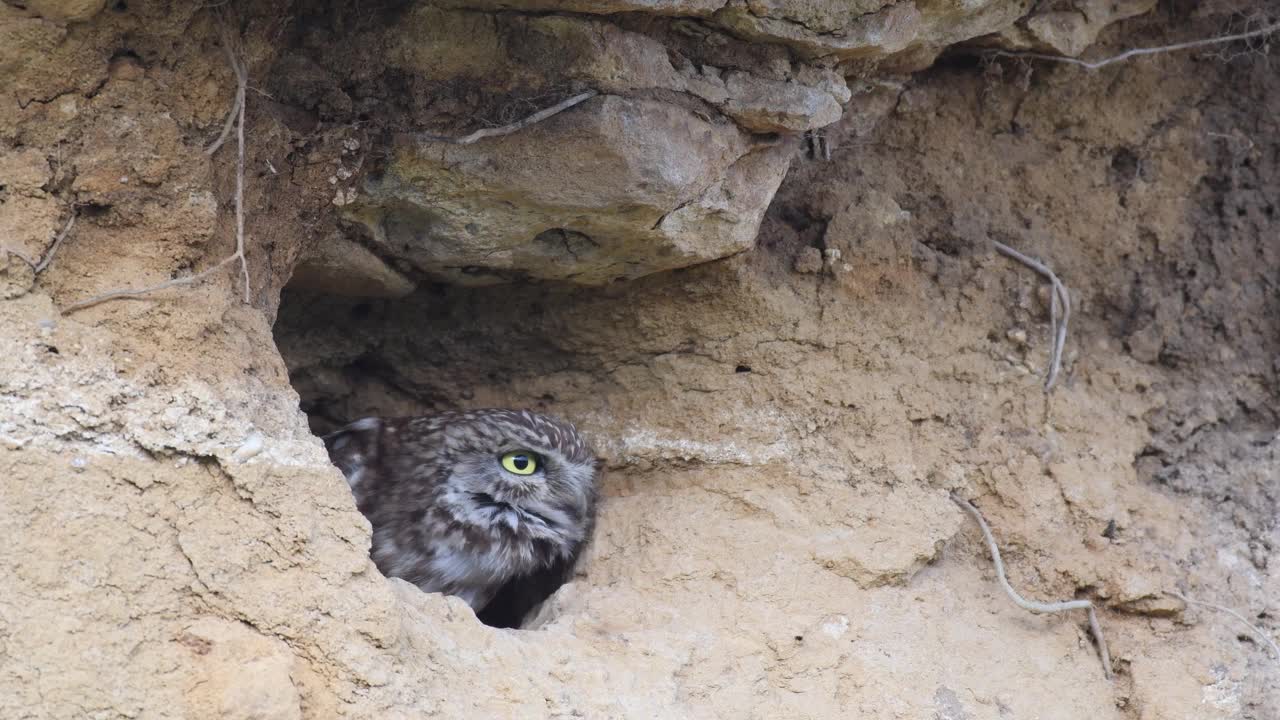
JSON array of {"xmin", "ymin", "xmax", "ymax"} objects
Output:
[{"xmin": 2, "ymin": 1, "xmax": 1277, "ymax": 718}]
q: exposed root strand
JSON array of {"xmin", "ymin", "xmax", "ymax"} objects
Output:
[
  {"xmin": 61, "ymin": 255, "xmax": 240, "ymax": 313},
  {"xmin": 3, "ymin": 210, "xmax": 77, "ymax": 277},
  {"xmin": 952, "ymin": 493, "xmax": 1113, "ymax": 680},
  {"xmin": 204, "ymin": 88, "xmax": 242, "ymax": 156},
  {"xmin": 3, "ymin": 247, "xmax": 38, "ymax": 271},
  {"xmin": 993, "ymin": 240, "xmax": 1071, "ymax": 391},
  {"xmin": 35, "ymin": 211, "xmax": 77, "ymax": 274},
  {"xmin": 230, "ymin": 21, "xmax": 249, "ymax": 304},
  {"xmin": 989, "ymin": 21, "xmax": 1280, "ymax": 70},
  {"xmin": 417, "ymin": 90, "xmax": 597, "ymax": 146},
  {"xmin": 1171, "ymin": 591, "xmax": 1280, "ymax": 663},
  {"xmin": 205, "ymin": 19, "xmax": 247, "ymax": 156}
]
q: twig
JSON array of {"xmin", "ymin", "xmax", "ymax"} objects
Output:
[
  {"xmin": 418, "ymin": 90, "xmax": 598, "ymax": 145},
  {"xmin": 2, "ymin": 210, "xmax": 76, "ymax": 277},
  {"xmin": 951, "ymin": 494, "xmax": 1113, "ymax": 680},
  {"xmin": 1170, "ymin": 591, "xmax": 1280, "ymax": 662},
  {"xmin": 205, "ymin": 24, "xmax": 247, "ymax": 157},
  {"xmin": 61, "ymin": 255, "xmax": 241, "ymax": 313},
  {"xmin": 993, "ymin": 240, "xmax": 1071, "ymax": 392},
  {"xmin": 66, "ymin": 20, "xmax": 250, "ymax": 313},
  {"xmin": 35, "ymin": 211, "xmax": 76, "ymax": 274},
  {"xmin": 989, "ymin": 21, "xmax": 1280, "ymax": 70},
  {"xmin": 227, "ymin": 22, "xmax": 250, "ymax": 304},
  {"xmin": 3, "ymin": 247, "xmax": 38, "ymax": 271},
  {"xmin": 204, "ymin": 89, "xmax": 241, "ymax": 155}
]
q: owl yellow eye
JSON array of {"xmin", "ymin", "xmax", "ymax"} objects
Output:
[{"xmin": 500, "ymin": 451, "xmax": 539, "ymax": 476}]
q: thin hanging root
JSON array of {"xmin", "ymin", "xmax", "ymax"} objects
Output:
[
  {"xmin": 1170, "ymin": 591, "xmax": 1280, "ymax": 663},
  {"xmin": 3, "ymin": 210, "xmax": 77, "ymax": 275},
  {"xmin": 417, "ymin": 90, "xmax": 598, "ymax": 145},
  {"xmin": 3, "ymin": 247, "xmax": 38, "ymax": 270},
  {"xmin": 61, "ymin": 255, "xmax": 241, "ymax": 313},
  {"xmin": 35, "ymin": 211, "xmax": 77, "ymax": 274},
  {"xmin": 951, "ymin": 494, "xmax": 1113, "ymax": 680},
  {"xmin": 988, "ymin": 21, "xmax": 1280, "ymax": 70},
  {"xmin": 993, "ymin": 240, "xmax": 1071, "ymax": 392}
]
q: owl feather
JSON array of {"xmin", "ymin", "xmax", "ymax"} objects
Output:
[{"xmin": 324, "ymin": 409, "xmax": 599, "ymax": 628}]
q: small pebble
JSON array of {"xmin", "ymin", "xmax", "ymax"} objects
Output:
[{"xmin": 232, "ymin": 431, "xmax": 265, "ymax": 463}]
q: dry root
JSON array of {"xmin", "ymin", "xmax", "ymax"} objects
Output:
[
  {"xmin": 992, "ymin": 240, "xmax": 1071, "ymax": 392},
  {"xmin": 1170, "ymin": 590, "xmax": 1280, "ymax": 663},
  {"xmin": 990, "ymin": 20, "xmax": 1280, "ymax": 70},
  {"xmin": 3, "ymin": 210, "xmax": 77, "ymax": 277},
  {"xmin": 952, "ymin": 493, "xmax": 1113, "ymax": 680},
  {"xmin": 417, "ymin": 90, "xmax": 598, "ymax": 146}
]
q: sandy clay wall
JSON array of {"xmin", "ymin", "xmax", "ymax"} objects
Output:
[{"xmin": 2, "ymin": 0, "xmax": 1278, "ymax": 717}]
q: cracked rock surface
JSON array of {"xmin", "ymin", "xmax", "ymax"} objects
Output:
[
  {"xmin": 264, "ymin": 0, "xmax": 1151, "ymax": 285},
  {"xmin": 3, "ymin": 1, "xmax": 1278, "ymax": 719}
]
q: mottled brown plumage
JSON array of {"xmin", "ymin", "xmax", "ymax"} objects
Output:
[{"xmin": 324, "ymin": 409, "xmax": 599, "ymax": 628}]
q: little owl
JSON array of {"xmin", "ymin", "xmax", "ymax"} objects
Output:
[{"xmin": 324, "ymin": 409, "xmax": 600, "ymax": 628}]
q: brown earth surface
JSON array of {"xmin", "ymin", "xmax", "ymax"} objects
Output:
[{"xmin": 1, "ymin": 1, "xmax": 1277, "ymax": 718}]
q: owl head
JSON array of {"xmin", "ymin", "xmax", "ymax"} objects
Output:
[
  {"xmin": 326, "ymin": 409, "xmax": 599, "ymax": 550},
  {"xmin": 434, "ymin": 409, "xmax": 598, "ymax": 542}
]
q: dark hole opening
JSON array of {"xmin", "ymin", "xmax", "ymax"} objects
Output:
[{"xmin": 275, "ymin": 282, "xmax": 607, "ymax": 629}]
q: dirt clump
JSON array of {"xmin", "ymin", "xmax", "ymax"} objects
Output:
[{"xmin": 2, "ymin": 1, "xmax": 1278, "ymax": 719}]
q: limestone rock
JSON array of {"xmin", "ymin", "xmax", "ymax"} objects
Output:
[
  {"xmin": 347, "ymin": 95, "xmax": 793, "ymax": 284},
  {"xmin": 20, "ymin": 0, "xmax": 107, "ymax": 23},
  {"xmin": 989, "ymin": 0, "xmax": 1159, "ymax": 56},
  {"xmin": 442, "ymin": 0, "xmax": 727, "ymax": 13},
  {"xmin": 318, "ymin": 0, "xmax": 1155, "ymax": 286},
  {"xmin": 713, "ymin": 0, "xmax": 924, "ymax": 59},
  {"xmin": 385, "ymin": 8, "xmax": 849, "ymax": 137},
  {"xmin": 428, "ymin": 0, "xmax": 1155, "ymax": 72},
  {"xmin": 290, "ymin": 233, "xmax": 416, "ymax": 299},
  {"xmin": 718, "ymin": 71, "xmax": 843, "ymax": 133},
  {"xmin": 336, "ymin": 7, "xmax": 848, "ymax": 283}
]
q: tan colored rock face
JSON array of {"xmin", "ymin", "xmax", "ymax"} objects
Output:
[
  {"xmin": 282, "ymin": 0, "xmax": 1156, "ymax": 288},
  {"xmin": 0, "ymin": 147, "xmax": 62, "ymax": 298},
  {"xmin": 989, "ymin": 0, "xmax": 1158, "ymax": 56},
  {"xmin": 349, "ymin": 96, "xmax": 792, "ymax": 284},
  {"xmin": 714, "ymin": 0, "xmax": 928, "ymax": 58},
  {"xmin": 288, "ymin": 233, "xmax": 415, "ymax": 299},
  {"xmin": 7, "ymin": 1, "xmax": 1280, "ymax": 719},
  {"xmin": 448, "ymin": 0, "xmax": 1025, "ymax": 63},
  {"xmin": 337, "ymin": 7, "xmax": 846, "ymax": 285}
]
